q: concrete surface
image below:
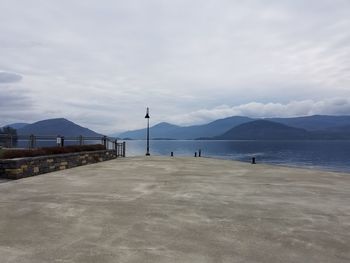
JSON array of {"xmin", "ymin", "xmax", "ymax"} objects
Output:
[
  {"xmin": 0, "ymin": 178, "xmax": 10, "ymax": 184},
  {"xmin": 0, "ymin": 156, "xmax": 349, "ymax": 263}
]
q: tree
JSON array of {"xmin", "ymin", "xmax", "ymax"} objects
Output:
[
  {"xmin": 1, "ymin": 126, "xmax": 17, "ymax": 135},
  {"xmin": 0, "ymin": 126, "xmax": 18, "ymax": 147}
]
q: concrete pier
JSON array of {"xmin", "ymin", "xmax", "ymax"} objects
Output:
[{"xmin": 0, "ymin": 156, "xmax": 349, "ymax": 262}]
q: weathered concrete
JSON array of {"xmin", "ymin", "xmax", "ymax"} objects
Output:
[{"xmin": 0, "ymin": 156, "xmax": 349, "ymax": 262}]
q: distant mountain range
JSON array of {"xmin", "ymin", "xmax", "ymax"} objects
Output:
[
  {"xmin": 3, "ymin": 115, "xmax": 350, "ymax": 140},
  {"xmin": 4, "ymin": 123, "xmax": 29, "ymax": 129},
  {"xmin": 4, "ymin": 118, "xmax": 102, "ymax": 137},
  {"xmin": 214, "ymin": 120, "xmax": 309, "ymax": 140},
  {"xmin": 216, "ymin": 120, "xmax": 350, "ymax": 140},
  {"xmin": 117, "ymin": 115, "xmax": 350, "ymax": 140},
  {"xmin": 117, "ymin": 116, "xmax": 253, "ymax": 139},
  {"xmin": 266, "ymin": 115, "xmax": 350, "ymax": 131}
]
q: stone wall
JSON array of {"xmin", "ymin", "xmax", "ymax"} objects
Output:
[{"xmin": 0, "ymin": 150, "xmax": 117, "ymax": 180}]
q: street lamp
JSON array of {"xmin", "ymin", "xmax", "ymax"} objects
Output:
[{"xmin": 145, "ymin": 107, "xmax": 150, "ymax": 156}]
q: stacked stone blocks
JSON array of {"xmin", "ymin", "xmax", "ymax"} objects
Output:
[{"xmin": 0, "ymin": 150, "xmax": 117, "ymax": 180}]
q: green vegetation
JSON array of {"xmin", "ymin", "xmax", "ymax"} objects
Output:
[
  {"xmin": 0, "ymin": 126, "xmax": 17, "ymax": 137},
  {"xmin": 0, "ymin": 126, "xmax": 18, "ymax": 147},
  {"xmin": 1, "ymin": 144, "xmax": 106, "ymax": 159}
]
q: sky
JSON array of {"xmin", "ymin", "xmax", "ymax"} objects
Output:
[{"xmin": 0, "ymin": 0, "xmax": 350, "ymax": 134}]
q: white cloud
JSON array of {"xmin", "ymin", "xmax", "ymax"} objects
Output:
[{"xmin": 168, "ymin": 98, "xmax": 350, "ymax": 125}]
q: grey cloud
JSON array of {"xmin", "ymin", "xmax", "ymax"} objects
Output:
[
  {"xmin": 0, "ymin": 0, "xmax": 350, "ymax": 132},
  {"xmin": 0, "ymin": 85, "xmax": 30, "ymax": 107},
  {"xmin": 0, "ymin": 85, "xmax": 38, "ymax": 126},
  {"xmin": 0, "ymin": 72, "xmax": 22, "ymax": 83}
]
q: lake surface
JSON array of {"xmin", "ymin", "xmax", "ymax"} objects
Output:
[{"xmin": 126, "ymin": 140, "xmax": 350, "ymax": 173}]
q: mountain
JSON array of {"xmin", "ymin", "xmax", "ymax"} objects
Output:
[
  {"xmin": 176, "ymin": 116, "xmax": 254, "ymax": 139},
  {"xmin": 310, "ymin": 124, "xmax": 350, "ymax": 140},
  {"xmin": 268, "ymin": 115, "xmax": 350, "ymax": 131},
  {"xmin": 3, "ymin": 123, "xmax": 29, "ymax": 129},
  {"xmin": 115, "ymin": 115, "xmax": 350, "ymax": 140},
  {"xmin": 323, "ymin": 124, "xmax": 350, "ymax": 133},
  {"xmin": 116, "ymin": 122, "xmax": 180, "ymax": 140},
  {"xmin": 17, "ymin": 118, "xmax": 103, "ymax": 137},
  {"xmin": 216, "ymin": 120, "xmax": 310, "ymax": 140},
  {"xmin": 117, "ymin": 116, "xmax": 253, "ymax": 139}
]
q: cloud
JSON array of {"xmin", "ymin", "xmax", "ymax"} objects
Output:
[
  {"xmin": 168, "ymin": 98, "xmax": 350, "ymax": 125},
  {"xmin": 0, "ymin": 71, "xmax": 22, "ymax": 83},
  {"xmin": 0, "ymin": 1, "xmax": 349, "ymax": 132},
  {"xmin": 0, "ymin": 85, "xmax": 39, "ymax": 125}
]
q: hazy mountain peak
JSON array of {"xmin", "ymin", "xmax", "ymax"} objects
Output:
[
  {"xmin": 34, "ymin": 118, "xmax": 70, "ymax": 123},
  {"xmin": 153, "ymin": 122, "xmax": 179, "ymax": 128},
  {"xmin": 2, "ymin": 122, "xmax": 29, "ymax": 129},
  {"xmin": 17, "ymin": 118, "xmax": 102, "ymax": 137}
]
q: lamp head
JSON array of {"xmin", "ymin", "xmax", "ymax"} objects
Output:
[{"xmin": 145, "ymin": 107, "xmax": 150, "ymax": 119}]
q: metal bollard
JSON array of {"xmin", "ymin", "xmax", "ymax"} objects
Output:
[
  {"xmin": 251, "ymin": 157, "xmax": 256, "ymax": 164},
  {"xmin": 171, "ymin": 152, "xmax": 174, "ymax": 157}
]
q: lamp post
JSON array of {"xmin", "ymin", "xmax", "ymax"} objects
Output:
[{"xmin": 145, "ymin": 107, "xmax": 150, "ymax": 156}]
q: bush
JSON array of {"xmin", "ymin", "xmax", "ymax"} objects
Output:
[{"xmin": 1, "ymin": 144, "xmax": 106, "ymax": 159}]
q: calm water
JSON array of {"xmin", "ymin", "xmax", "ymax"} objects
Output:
[{"xmin": 126, "ymin": 140, "xmax": 350, "ymax": 173}]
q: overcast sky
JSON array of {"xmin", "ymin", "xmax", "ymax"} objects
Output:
[{"xmin": 1, "ymin": 0, "xmax": 350, "ymax": 134}]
